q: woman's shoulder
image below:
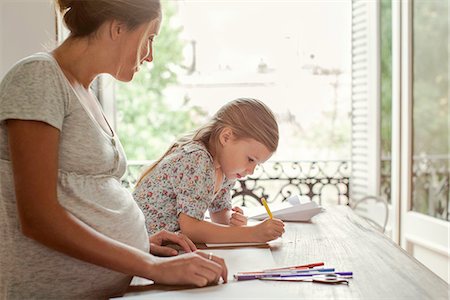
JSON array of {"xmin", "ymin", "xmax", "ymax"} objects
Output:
[
  {"xmin": 9, "ymin": 52, "xmax": 58, "ymax": 72},
  {"xmin": 1, "ymin": 52, "xmax": 62, "ymax": 87},
  {"xmin": 17, "ymin": 52, "xmax": 54, "ymax": 63}
]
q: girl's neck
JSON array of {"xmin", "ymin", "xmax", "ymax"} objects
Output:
[
  {"xmin": 206, "ymin": 139, "xmax": 222, "ymax": 171},
  {"xmin": 206, "ymin": 139, "xmax": 225, "ymax": 192}
]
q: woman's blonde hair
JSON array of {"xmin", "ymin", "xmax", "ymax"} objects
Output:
[
  {"xmin": 55, "ymin": 0, "xmax": 161, "ymax": 79},
  {"xmin": 55, "ymin": 0, "xmax": 161, "ymax": 37},
  {"xmin": 136, "ymin": 98, "xmax": 279, "ymax": 187}
]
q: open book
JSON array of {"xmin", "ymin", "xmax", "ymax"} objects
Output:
[{"xmin": 246, "ymin": 195, "xmax": 323, "ymax": 222}]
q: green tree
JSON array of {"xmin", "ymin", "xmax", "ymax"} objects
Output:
[
  {"xmin": 411, "ymin": 1, "xmax": 448, "ymax": 218},
  {"xmin": 115, "ymin": 1, "xmax": 206, "ymax": 161},
  {"xmin": 412, "ymin": 0, "xmax": 448, "ymax": 156},
  {"xmin": 380, "ymin": 0, "xmax": 392, "ymax": 157},
  {"xmin": 380, "ymin": 0, "xmax": 449, "ymax": 156},
  {"xmin": 380, "ymin": 0, "xmax": 393, "ymax": 203}
]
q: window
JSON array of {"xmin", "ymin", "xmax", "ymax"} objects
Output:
[
  {"xmin": 412, "ymin": 0, "xmax": 449, "ymax": 220},
  {"xmin": 115, "ymin": 1, "xmax": 351, "ymax": 164}
]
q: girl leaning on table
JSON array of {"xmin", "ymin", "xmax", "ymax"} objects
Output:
[
  {"xmin": 0, "ymin": 0, "xmax": 227, "ymax": 299},
  {"xmin": 133, "ymin": 98, "xmax": 285, "ymax": 243}
]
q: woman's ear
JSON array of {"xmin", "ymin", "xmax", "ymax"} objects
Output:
[
  {"xmin": 219, "ymin": 127, "xmax": 234, "ymax": 146},
  {"xmin": 109, "ymin": 20, "xmax": 124, "ymax": 40}
]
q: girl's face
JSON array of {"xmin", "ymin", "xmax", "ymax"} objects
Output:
[
  {"xmin": 217, "ymin": 130, "xmax": 273, "ymax": 180},
  {"xmin": 114, "ymin": 18, "xmax": 160, "ymax": 82}
]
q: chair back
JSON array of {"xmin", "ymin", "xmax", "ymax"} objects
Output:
[{"xmin": 351, "ymin": 195, "xmax": 389, "ymax": 233}]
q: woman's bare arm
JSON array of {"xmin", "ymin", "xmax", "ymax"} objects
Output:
[{"xmin": 7, "ymin": 119, "xmax": 226, "ymax": 286}]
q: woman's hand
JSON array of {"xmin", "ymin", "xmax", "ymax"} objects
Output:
[
  {"xmin": 148, "ymin": 251, "xmax": 228, "ymax": 287},
  {"xmin": 229, "ymin": 206, "xmax": 247, "ymax": 226},
  {"xmin": 149, "ymin": 230, "xmax": 197, "ymax": 256},
  {"xmin": 252, "ymin": 218, "xmax": 285, "ymax": 242}
]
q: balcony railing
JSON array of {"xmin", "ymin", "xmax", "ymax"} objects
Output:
[
  {"xmin": 123, "ymin": 156, "xmax": 448, "ymax": 220},
  {"xmin": 122, "ymin": 160, "xmax": 351, "ymax": 208},
  {"xmin": 381, "ymin": 155, "xmax": 449, "ymax": 221}
]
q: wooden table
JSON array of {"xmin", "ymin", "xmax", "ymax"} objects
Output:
[{"xmin": 121, "ymin": 205, "xmax": 449, "ymax": 299}]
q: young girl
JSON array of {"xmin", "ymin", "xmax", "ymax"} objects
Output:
[{"xmin": 134, "ymin": 98, "xmax": 285, "ymax": 243}]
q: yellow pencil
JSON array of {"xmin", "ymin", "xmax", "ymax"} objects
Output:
[{"xmin": 261, "ymin": 197, "xmax": 273, "ymax": 219}]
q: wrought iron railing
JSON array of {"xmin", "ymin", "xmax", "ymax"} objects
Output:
[
  {"xmin": 123, "ymin": 160, "xmax": 351, "ymax": 207},
  {"xmin": 381, "ymin": 155, "xmax": 449, "ymax": 221},
  {"xmin": 412, "ymin": 155, "xmax": 449, "ymax": 221},
  {"xmin": 124, "ymin": 157, "xmax": 448, "ymax": 220}
]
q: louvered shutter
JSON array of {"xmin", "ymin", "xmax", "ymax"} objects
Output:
[{"xmin": 350, "ymin": 0, "xmax": 381, "ymax": 201}]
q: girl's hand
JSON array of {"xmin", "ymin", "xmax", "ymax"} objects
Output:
[
  {"xmin": 253, "ymin": 218, "xmax": 285, "ymax": 242},
  {"xmin": 229, "ymin": 206, "xmax": 247, "ymax": 226},
  {"xmin": 149, "ymin": 230, "xmax": 197, "ymax": 256},
  {"xmin": 149, "ymin": 251, "xmax": 228, "ymax": 287}
]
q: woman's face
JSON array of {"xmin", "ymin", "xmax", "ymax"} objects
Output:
[{"xmin": 114, "ymin": 19, "xmax": 160, "ymax": 82}]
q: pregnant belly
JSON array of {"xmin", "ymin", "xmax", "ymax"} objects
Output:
[{"xmin": 57, "ymin": 171, "xmax": 149, "ymax": 252}]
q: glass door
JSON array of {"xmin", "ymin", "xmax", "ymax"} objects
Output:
[{"xmin": 399, "ymin": 0, "xmax": 449, "ymax": 283}]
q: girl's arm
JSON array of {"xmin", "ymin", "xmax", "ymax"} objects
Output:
[
  {"xmin": 210, "ymin": 208, "xmax": 232, "ymax": 224},
  {"xmin": 179, "ymin": 212, "xmax": 284, "ymax": 243},
  {"xmin": 210, "ymin": 207, "xmax": 247, "ymax": 226},
  {"xmin": 7, "ymin": 120, "xmax": 227, "ymax": 287}
]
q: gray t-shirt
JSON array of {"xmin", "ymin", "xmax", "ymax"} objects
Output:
[{"xmin": 0, "ymin": 53, "xmax": 149, "ymax": 299}]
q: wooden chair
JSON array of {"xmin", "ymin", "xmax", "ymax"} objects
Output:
[{"xmin": 351, "ymin": 195, "xmax": 389, "ymax": 233}]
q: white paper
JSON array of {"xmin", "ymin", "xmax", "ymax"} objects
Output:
[
  {"xmin": 206, "ymin": 248, "xmax": 275, "ymax": 275},
  {"xmin": 130, "ymin": 277, "xmax": 154, "ymax": 286},
  {"xmin": 246, "ymin": 195, "xmax": 323, "ymax": 222},
  {"xmin": 205, "ymin": 241, "xmax": 267, "ymax": 248},
  {"xmin": 121, "ymin": 248, "xmax": 282, "ymax": 299},
  {"xmin": 121, "ymin": 279, "xmax": 298, "ymax": 299},
  {"xmin": 205, "ymin": 237, "xmax": 282, "ymax": 248}
]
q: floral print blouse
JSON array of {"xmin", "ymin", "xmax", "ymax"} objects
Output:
[{"xmin": 133, "ymin": 141, "xmax": 235, "ymax": 235}]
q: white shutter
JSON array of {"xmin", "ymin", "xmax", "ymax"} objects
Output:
[{"xmin": 350, "ymin": 0, "xmax": 381, "ymax": 201}]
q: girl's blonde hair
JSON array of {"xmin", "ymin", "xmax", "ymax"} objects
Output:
[{"xmin": 136, "ymin": 98, "xmax": 279, "ymax": 187}]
